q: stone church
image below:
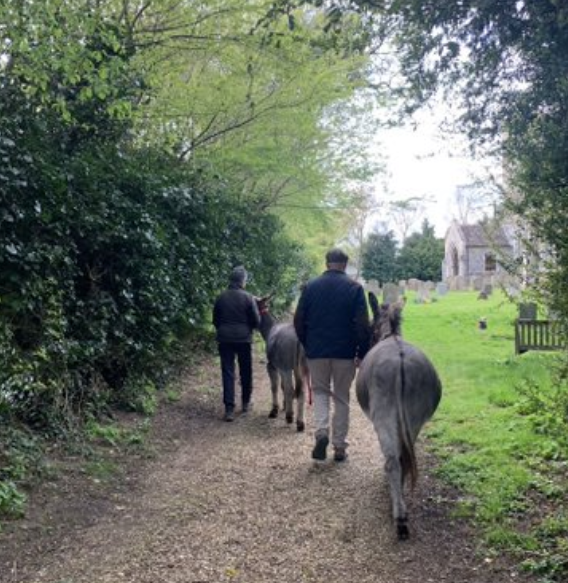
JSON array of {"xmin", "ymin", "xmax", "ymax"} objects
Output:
[{"xmin": 443, "ymin": 220, "xmax": 514, "ymax": 290}]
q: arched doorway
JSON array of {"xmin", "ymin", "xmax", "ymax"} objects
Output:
[{"xmin": 451, "ymin": 246, "xmax": 459, "ymax": 276}]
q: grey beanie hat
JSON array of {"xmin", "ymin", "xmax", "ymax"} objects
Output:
[{"xmin": 229, "ymin": 265, "xmax": 248, "ymax": 286}]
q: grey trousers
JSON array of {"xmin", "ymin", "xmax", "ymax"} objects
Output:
[{"xmin": 307, "ymin": 358, "xmax": 356, "ymax": 450}]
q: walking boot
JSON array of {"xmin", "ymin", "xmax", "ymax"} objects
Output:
[
  {"xmin": 311, "ymin": 435, "xmax": 329, "ymax": 461},
  {"xmin": 333, "ymin": 447, "xmax": 348, "ymax": 462}
]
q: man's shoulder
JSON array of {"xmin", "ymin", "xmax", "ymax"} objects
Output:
[{"xmin": 216, "ymin": 288, "xmax": 246, "ymax": 301}]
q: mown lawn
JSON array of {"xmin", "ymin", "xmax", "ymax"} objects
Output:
[{"xmin": 401, "ymin": 290, "xmax": 568, "ymax": 581}]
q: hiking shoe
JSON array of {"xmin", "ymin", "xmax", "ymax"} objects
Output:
[
  {"xmin": 223, "ymin": 410, "xmax": 235, "ymax": 422},
  {"xmin": 311, "ymin": 435, "xmax": 329, "ymax": 461},
  {"xmin": 333, "ymin": 448, "xmax": 348, "ymax": 462},
  {"xmin": 241, "ymin": 402, "xmax": 253, "ymax": 415}
]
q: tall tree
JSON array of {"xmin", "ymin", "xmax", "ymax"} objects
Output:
[
  {"xmin": 397, "ymin": 219, "xmax": 444, "ymax": 281},
  {"xmin": 360, "ymin": 230, "xmax": 398, "ymax": 285},
  {"xmin": 388, "ymin": 197, "xmax": 426, "ymax": 242},
  {"xmin": 122, "ymin": 0, "xmax": 380, "ymax": 265}
]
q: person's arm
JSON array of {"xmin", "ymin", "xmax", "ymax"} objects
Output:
[
  {"xmin": 293, "ymin": 291, "xmax": 307, "ymax": 345},
  {"xmin": 353, "ymin": 286, "xmax": 371, "ymax": 360},
  {"xmin": 213, "ymin": 298, "xmax": 220, "ymax": 328},
  {"xmin": 248, "ymin": 295, "xmax": 261, "ymax": 330}
]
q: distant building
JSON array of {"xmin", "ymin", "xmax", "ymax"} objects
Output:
[{"xmin": 443, "ymin": 220, "xmax": 515, "ymax": 290}]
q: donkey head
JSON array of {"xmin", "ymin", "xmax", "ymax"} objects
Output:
[
  {"xmin": 255, "ymin": 293, "xmax": 276, "ymax": 341},
  {"xmin": 255, "ymin": 293, "xmax": 274, "ymax": 315},
  {"xmin": 368, "ymin": 291, "xmax": 403, "ymax": 345}
]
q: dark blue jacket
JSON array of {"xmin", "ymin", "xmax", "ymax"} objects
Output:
[
  {"xmin": 213, "ymin": 286, "xmax": 261, "ymax": 343},
  {"xmin": 293, "ymin": 270, "xmax": 370, "ymax": 359}
]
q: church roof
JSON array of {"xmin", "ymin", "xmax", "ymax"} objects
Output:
[{"xmin": 458, "ymin": 223, "xmax": 512, "ymax": 248}]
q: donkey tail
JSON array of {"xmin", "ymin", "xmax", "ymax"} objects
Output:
[
  {"xmin": 295, "ymin": 342, "xmax": 312, "ymax": 404},
  {"xmin": 396, "ymin": 340, "xmax": 418, "ymax": 488}
]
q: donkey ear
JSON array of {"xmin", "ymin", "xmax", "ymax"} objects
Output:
[
  {"xmin": 255, "ymin": 295, "xmax": 268, "ymax": 308},
  {"xmin": 368, "ymin": 291, "xmax": 380, "ymax": 319},
  {"xmin": 257, "ymin": 293, "xmax": 274, "ymax": 303}
]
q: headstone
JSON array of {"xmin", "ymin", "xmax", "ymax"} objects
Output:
[
  {"xmin": 416, "ymin": 283, "xmax": 430, "ymax": 303},
  {"xmin": 450, "ymin": 275, "xmax": 467, "ymax": 291},
  {"xmin": 436, "ymin": 282, "xmax": 448, "ymax": 296},
  {"xmin": 483, "ymin": 283, "xmax": 493, "ymax": 296},
  {"xmin": 519, "ymin": 303, "xmax": 537, "ymax": 320},
  {"xmin": 366, "ymin": 279, "xmax": 381, "ymax": 295},
  {"xmin": 472, "ymin": 276, "xmax": 484, "ymax": 291},
  {"xmin": 383, "ymin": 282, "xmax": 400, "ymax": 305},
  {"xmin": 407, "ymin": 278, "xmax": 420, "ymax": 292}
]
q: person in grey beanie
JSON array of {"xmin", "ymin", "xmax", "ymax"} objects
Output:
[{"xmin": 213, "ymin": 266, "xmax": 261, "ymax": 421}]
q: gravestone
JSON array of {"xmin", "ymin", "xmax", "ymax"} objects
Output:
[
  {"xmin": 453, "ymin": 275, "xmax": 468, "ymax": 291},
  {"xmin": 407, "ymin": 278, "xmax": 420, "ymax": 292},
  {"xmin": 519, "ymin": 302, "xmax": 537, "ymax": 320},
  {"xmin": 383, "ymin": 282, "xmax": 400, "ymax": 305},
  {"xmin": 436, "ymin": 282, "xmax": 448, "ymax": 296},
  {"xmin": 483, "ymin": 283, "xmax": 493, "ymax": 296},
  {"xmin": 416, "ymin": 283, "xmax": 430, "ymax": 303},
  {"xmin": 472, "ymin": 276, "xmax": 484, "ymax": 291},
  {"xmin": 366, "ymin": 279, "xmax": 381, "ymax": 296}
]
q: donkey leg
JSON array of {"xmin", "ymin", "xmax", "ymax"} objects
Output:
[
  {"xmin": 375, "ymin": 424, "xmax": 408, "ymax": 540},
  {"xmin": 384, "ymin": 454, "xmax": 409, "ymax": 540},
  {"xmin": 267, "ymin": 362, "xmax": 279, "ymax": 418},
  {"xmin": 281, "ymin": 370, "xmax": 295, "ymax": 424},
  {"xmin": 294, "ymin": 367, "xmax": 305, "ymax": 432}
]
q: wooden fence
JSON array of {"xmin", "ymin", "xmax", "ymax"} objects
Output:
[{"xmin": 514, "ymin": 319, "xmax": 566, "ymax": 354}]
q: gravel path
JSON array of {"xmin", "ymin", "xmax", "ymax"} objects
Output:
[{"xmin": 0, "ymin": 350, "xmax": 530, "ymax": 583}]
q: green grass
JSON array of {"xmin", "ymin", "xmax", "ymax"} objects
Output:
[{"xmin": 401, "ymin": 290, "xmax": 567, "ymax": 580}]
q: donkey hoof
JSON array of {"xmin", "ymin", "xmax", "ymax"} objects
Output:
[
  {"xmin": 285, "ymin": 413, "xmax": 294, "ymax": 424},
  {"xmin": 396, "ymin": 519, "xmax": 409, "ymax": 541},
  {"xmin": 268, "ymin": 407, "xmax": 278, "ymax": 419},
  {"xmin": 296, "ymin": 420, "xmax": 305, "ymax": 432}
]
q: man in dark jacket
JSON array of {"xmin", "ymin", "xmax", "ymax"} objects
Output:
[
  {"xmin": 294, "ymin": 248, "xmax": 369, "ymax": 461},
  {"xmin": 213, "ymin": 266, "xmax": 261, "ymax": 421}
]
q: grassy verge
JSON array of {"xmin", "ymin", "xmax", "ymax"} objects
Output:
[{"xmin": 403, "ymin": 290, "xmax": 567, "ymax": 582}]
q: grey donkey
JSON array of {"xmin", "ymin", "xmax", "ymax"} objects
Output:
[
  {"xmin": 256, "ymin": 296, "xmax": 309, "ymax": 432},
  {"xmin": 356, "ymin": 292, "xmax": 442, "ymax": 540}
]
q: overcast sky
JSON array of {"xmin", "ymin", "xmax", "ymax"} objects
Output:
[{"xmin": 371, "ymin": 106, "xmax": 497, "ymax": 240}]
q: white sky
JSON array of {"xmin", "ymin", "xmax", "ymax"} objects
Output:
[{"xmin": 371, "ymin": 107, "xmax": 496, "ymax": 239}]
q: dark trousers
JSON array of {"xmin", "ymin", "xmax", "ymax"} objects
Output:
[{"xmin": 218, "ymin": 342, "xmax": 253, "ymax": 411}]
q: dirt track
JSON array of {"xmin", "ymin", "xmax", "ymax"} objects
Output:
[{"xmin": 0, "ymin": 350, "xmax": 530, "ymax": 583}]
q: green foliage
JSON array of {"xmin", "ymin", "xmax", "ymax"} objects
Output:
[
  {"xmin": 397, "ymin": 219, "xmax": 444, "ymax": 281},
  {"xmin": 360, "ymin": 220, "xmax": 444, "ymax": 283},
  {"xmin": 0, "ymin": 426, "xmax": 44, "ymax": 520},
  {"xmin": 128, "ymin": 0, "xmax": 376, "ymax": 264},
  {"xmin": 0, "ymin": 1, "xmax": 311, "ymax": 433},
  {"xmin": 516, "ymin": 375, "xmax": 568, "ymax": 453},
  {"xmin": 360, "ymin": 230, "xmax": 398, "ymax": 284},
  {"xmin": 85, "ymin": 419, "xmax": 150, "ymax": 448},
  {"xmin": 0, "ymin": 481, "xmax": 27, "ymax": 520}
]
